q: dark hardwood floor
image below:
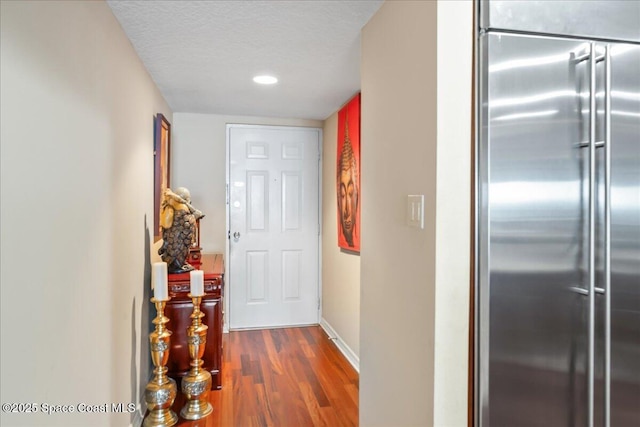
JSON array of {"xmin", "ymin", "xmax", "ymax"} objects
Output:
[{"xmin": 172, "ymin": 326, "xmax": 359, "ymax": 426}]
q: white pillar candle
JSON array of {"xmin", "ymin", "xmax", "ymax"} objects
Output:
[
  {"xmin": 190, "ymin": 270, "xmax": 204, "ymax": 297},
  {"xmin": 152, "ymin": 262, "xmax": 168, "ymax": 301}
]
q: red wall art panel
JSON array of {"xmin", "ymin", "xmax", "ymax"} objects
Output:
[{"xmin": 336, "ymin": 93, "xmax": 361, "ymax": 252}]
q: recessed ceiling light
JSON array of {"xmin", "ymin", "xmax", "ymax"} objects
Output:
[{"xmin": 253, "ymin": 75, "xmax": 278, "ymax": 85}]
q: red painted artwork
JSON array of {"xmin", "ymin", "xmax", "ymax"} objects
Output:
[{"xmin": 336, "ymin": 94, "xmax": 360, "ymax": 252}]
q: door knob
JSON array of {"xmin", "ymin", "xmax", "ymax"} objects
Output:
[{"xmin": 233, "ymin": 231, "xmax": 241, "ymax": 240}]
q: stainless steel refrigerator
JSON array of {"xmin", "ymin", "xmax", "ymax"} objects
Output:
[{"xmin": 476, "ymin": 1, "xmax": 640, "ymax": 426}]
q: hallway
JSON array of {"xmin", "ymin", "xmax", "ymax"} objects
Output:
[{"xmin": 173, "ymin": 326, "xmax": 359, "ymax": 426}]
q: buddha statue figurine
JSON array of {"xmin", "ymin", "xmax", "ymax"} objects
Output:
[{"xmin": 158, "ymin": 187, "xmax": 205, "ymax": 273}]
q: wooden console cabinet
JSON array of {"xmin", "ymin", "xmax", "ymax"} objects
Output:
[{"xmin": 165, "ymin": 254, "xmax": 224, "ymax": 389}]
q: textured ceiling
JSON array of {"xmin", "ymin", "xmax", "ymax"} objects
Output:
[{"xmin": 107, "ymin": 0, "xmax": 383, "ymax": 120}]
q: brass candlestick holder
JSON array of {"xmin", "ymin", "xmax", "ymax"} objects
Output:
[
  {"xmin": 180, "ymin": 294, "xmax": 213, "ymax": 420},
  {"xmin": 143, "ymin": 298, "xmax": 178, "ymax": 427}
]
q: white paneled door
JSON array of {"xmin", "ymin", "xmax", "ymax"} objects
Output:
[{"xmin": 228, "ymin": 125, "xmax": 320, "ymax": 329}]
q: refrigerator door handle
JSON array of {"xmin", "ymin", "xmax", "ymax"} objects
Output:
[
  {"xmin": 574, "ymin": 52, "xmax": 606, "ymax": 64},
  {"xmin": 577, "ymin": 140, "xmax": 605, "ymax": 149},
  {"xmin": 583, "ymin": 42, "xmax": 612, "ymax": 427},
  {"xmin": 604, "ymin": 44, "xmax": 612, "ymax": 427},
  {"xmin": 587, "ymin": 41, "xmax": 596, "ymax": 427},
  {"xmin": 569, "ymin": 286, "xmax": 605, "ymax": 296}
]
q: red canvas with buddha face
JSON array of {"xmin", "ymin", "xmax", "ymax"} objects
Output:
[{"xmin": 336, "ymin": 94, "xmax": 360, "ymax": 252}]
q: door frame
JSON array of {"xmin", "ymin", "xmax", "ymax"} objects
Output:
[{"xmin": 225, "ymin": 124, "xmax": 323, "ymax": 332}]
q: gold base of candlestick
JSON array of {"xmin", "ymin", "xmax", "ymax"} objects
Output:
[
  {"xmin": 180, "ymin": 294, "xmax": 213, "ymax": 420},
  {"xmin": 143, "ymin": 376, "xmax": 178, "ymax": 427},
  {"xmin": 143, "ymin": 298, "xmax": 178, "ymax": 427},
  {"xmin": 180, "ymin": 369, "xmax": 213, "ymax": 420}
]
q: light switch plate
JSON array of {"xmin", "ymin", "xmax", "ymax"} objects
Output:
[{"xmin": 407, "ymin": 195, "xmax": 424, "ymax": 229}]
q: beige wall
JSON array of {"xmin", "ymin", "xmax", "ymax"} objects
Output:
[
  {"xmin": 360, "ymin": 1, "xmax": 472, "ymax": 426},
  {"xmin": 321, "ymin": 111, "xmax": 361, "ymax": 365},
  {"xmin": 360, "ymin": 2, "xmax": 438, "ymax": 424},
  {"xmin": 0, "ymin": 1, "xmax": 171, "ymax": 426}
]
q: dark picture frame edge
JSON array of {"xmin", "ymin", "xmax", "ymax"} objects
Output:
[{"xmin": 153, "ymin": 113, "xmax": 171, "ymax": 243}]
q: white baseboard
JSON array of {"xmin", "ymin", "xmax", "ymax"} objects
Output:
[{"xmin": 319, "ymin": 318, "xmax": 360, "ymax": 373}]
